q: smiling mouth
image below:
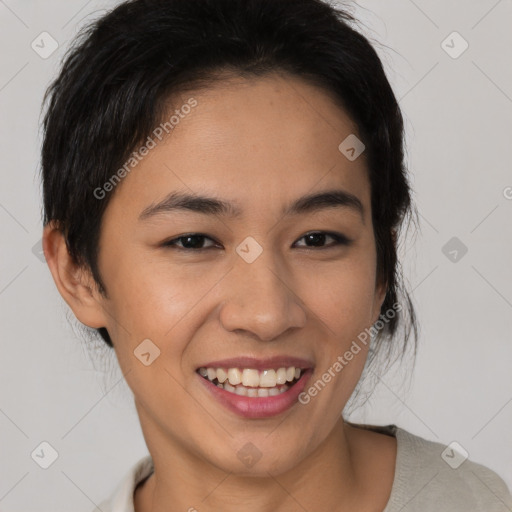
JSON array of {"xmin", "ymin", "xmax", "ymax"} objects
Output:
[{"xmin": 197, "ymin": 366, "xmax": 305, "ymax": 397}]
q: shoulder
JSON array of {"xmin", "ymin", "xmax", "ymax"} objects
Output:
[{"xmin": 388, "ymin": 426, "xmax": 512, "ymax": 511}]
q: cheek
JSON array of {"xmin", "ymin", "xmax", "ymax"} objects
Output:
[
  {"xmin": 302, "ymin": 255, "xmax": 379, "ymax": 337},
  {"xmin": 103, "ymin": 252, "xmax": 223, "ymax": 359},
  {"xmin": 299, "ymin": 249, "xmax": 378, "ymax": 403}
]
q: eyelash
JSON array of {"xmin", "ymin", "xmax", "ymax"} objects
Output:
[{"xmin": 161, "ymin": 231, "xmax": 352, "ymax": 252}]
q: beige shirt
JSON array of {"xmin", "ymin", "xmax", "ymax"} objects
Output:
[{"xmin": 94, "ymin": 424, "xmax": 512, "ymax": 511}]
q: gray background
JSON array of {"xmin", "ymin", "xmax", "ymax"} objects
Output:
[{"xmin": 0, "ymin": 0, "xmax": 511, "ymax": 510}]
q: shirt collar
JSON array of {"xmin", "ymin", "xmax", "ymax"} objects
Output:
[{"xmin": 106, "ymin": 454, "xmax": 154, "ymax": 512}]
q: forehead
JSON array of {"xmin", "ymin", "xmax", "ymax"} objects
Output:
[{"xmin": 106, "ymin": 73, "xmax": 370, "ymax": 222}]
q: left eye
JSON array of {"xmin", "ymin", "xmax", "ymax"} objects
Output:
[
  {"xmin": 163, "ymin": 231, "xmax": 350, "ymax": 251},
  {"xmin": 293, "ymin": 231, "xmax": 351, "ymax": 249}
]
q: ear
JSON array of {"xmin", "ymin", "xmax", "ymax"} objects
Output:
[
  {"xmin": 372, "ymin": 276, "xmax": 387, "ymax": 325},
  {"xmin": 42, "ymin": 223, "xmax": 108, "ymax": 329},
  {"xmin": 371, "ymin": 228, "xmax": 396, "ymax": 324}
]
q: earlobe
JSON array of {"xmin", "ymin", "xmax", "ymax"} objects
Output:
[{"xmin": 42, "ymin": 223, "xmax": 108, "ymax": 329}]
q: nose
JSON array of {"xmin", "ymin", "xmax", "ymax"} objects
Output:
[{"xmin": 219, "ymin": 251, "xmax": 307, "ymax": 342}]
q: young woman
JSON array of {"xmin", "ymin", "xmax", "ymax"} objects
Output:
[{"xmin": 40, "ymin": 0, "xmax": 512, "ymax": 510}]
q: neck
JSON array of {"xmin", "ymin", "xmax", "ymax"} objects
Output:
[{"xmin": 134, "ymin": 415, "xmax": 370, "ymax": 512}]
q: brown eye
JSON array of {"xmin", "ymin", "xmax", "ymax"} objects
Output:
[
  {"xmin": 163, "ymin": 233, "xmax": 219, "ymax": 251},
  {"xmin": 293, "ymin": 231, "xmax": 351, "ymax": 249}
]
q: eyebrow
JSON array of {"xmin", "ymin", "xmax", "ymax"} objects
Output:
[{"xmin": 138, "ymin": 188, "xmax": 364, "ymax": 222}]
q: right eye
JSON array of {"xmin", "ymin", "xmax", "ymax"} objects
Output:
[{"xmin": 161, "ymin": 233, "xmax": 221, "ymax": 251}]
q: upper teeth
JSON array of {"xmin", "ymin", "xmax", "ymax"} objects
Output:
[{"xmin": 198, "ymin": 367, "xmax": 302, "ymax": 388}]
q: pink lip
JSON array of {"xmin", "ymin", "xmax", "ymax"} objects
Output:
[
  {"xmin": 197, "ymin": 368, "xmax": 313, "ymax": 419},
  {"xmin": 196, "ymin": 355, "xmax": 314, "ymax": 371}
]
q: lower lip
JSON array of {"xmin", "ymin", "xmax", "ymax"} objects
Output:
[{"xmin": 197, "ymin": 370, "xmax": 313, "ymax": 419}]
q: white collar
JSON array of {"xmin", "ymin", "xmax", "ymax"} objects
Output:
[{"xmin": 103, "ymin": 454, "xmax": 154, "ymax": 512}]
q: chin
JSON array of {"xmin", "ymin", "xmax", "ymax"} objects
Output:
[{"xmin": 205, "ymin": 435, "xmax": 310, "ymax": 478}]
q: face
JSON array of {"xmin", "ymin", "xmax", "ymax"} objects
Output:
[{"xmin": 75, "ymin": 73, "xmax": 385, "ymax": 475}]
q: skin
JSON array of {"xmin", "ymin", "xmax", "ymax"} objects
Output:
[{"xmin": 43, "ymin": 72, "xmax": 397, "ymax": 512}]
